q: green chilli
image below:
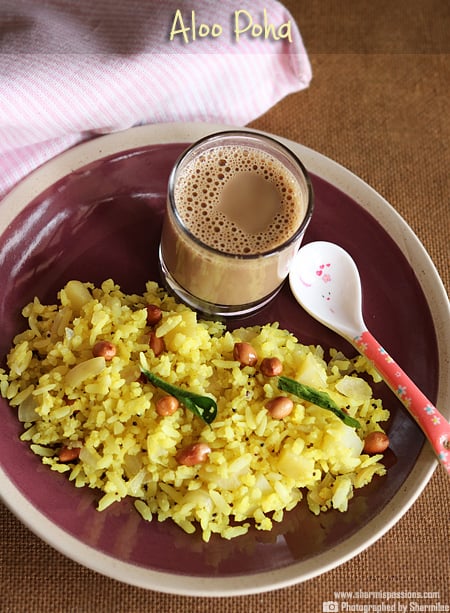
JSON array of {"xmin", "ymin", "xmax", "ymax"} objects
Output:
[
  {"xmin": 140, "ymin": 369, "xmax": 217, "ymax": 425},
  {"xmin": 277, "ymin": 376, "xmax": 361, "ymax": 429}
]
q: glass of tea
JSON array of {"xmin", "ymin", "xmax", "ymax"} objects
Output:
[{"xmin": 159, "ymin": 130, "xmax": 314, "ymax": 317}]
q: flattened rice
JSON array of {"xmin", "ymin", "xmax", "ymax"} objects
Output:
[{"xmin": 0, "ymin": 280, "xmax": 389, "ymax": 541}]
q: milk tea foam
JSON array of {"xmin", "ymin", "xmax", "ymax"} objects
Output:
[
  {"xmin": 174, "ymin": 145, "xmax": 304, "ymax": 255},
  {"xmin": 160, "ymin": 137, "xmax": 312, "ymax": 312}
]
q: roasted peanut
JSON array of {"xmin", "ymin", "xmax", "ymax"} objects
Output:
[
  {"xmin": 156, "ymin": 395, "xmax": 179, "ymax": 416},
  {"xmin": 58, "ymin": 446, "xmax": 81, "ymax": 462},
  {"xmin": 146, "ymin": 304, "xmax": 162, "ymax": 326},
  {"xmin": 92, "ymin": 340, "xmax": 117, "ymax": 361},
  {"xmin": 233, "ymin": 342, "xmax": 258, "ymax": 367},
  {"xmin": 260, "ymin": 356, "xmax": 283, "ymax": 377},
  {"xmin": 149, "ymin": 331, "xmax": 165, "ymax": 356},
  {"xmin": 265, "ymin": 396, "xmax": 294, "ymax": 419},
  {"xmin": 363, "ymin": 431, "xmax": 390, "ymax": 454},
  {"xmin": 176, "ymin": 442, "xmax": 211, "ymax": 466}
]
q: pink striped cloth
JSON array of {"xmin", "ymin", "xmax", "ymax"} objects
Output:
[{"xmin": 0, "ymin": 1, "xmax": 312, "ymax": 200}]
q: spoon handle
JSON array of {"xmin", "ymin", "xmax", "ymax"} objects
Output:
[{"xmin": 354, "ymin": 330, "xmax": 450, "ymax": 475}]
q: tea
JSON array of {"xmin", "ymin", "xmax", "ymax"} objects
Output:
[
  {"xmin": 159, "ymin": 132, "xmax": 313, "ymax": 316},
  {"xmin": 173, "ymin": 145, "xmax": 303, "ymax": 254}
]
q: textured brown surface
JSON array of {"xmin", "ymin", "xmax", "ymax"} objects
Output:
[{"xmin": 1, "ymin": 1, "xmax": 449, "ymax": 611}]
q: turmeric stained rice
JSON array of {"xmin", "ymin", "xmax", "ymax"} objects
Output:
[{"xmin": 0, "ymin": 280, "xmax": 389, "ymax": 542}]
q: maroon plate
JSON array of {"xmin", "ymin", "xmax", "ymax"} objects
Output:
[{"xmin": 0, "ymin": 143, "xmax": 437, "ymax": 577}]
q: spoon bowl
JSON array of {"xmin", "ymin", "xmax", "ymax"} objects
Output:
[{"xmin": 289, "ymin": 240, "xmax": 450, "ymax": 475}]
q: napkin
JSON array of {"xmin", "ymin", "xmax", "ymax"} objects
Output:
[{"xmin": 0, "ymin": 0, "xmax": 312, "ymax": 199}]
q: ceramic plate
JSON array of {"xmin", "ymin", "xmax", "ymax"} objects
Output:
[{"xmin": 0, "ymin": 123, "xmax": 448, "ymax": 596}]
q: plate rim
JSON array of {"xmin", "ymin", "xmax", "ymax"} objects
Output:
[{"xmin": 0, "ymin": 121, "xmax": 448, "ymax": 596}]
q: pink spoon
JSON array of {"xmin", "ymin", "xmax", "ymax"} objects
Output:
[{"xmin": 289, "ymin": 240, "xmax": 450, "ymax": 475}]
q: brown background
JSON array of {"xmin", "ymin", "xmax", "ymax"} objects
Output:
[{"xmin": 1, "ymin": 0, "xmax": 449, "ymax": 611}]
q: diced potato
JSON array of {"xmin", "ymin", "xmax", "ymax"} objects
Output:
[
  {"xmin": 277, "ymin": 444, "xmax": 315, "ymax": 486},
  {"xmin": 63, "ymin": 280, "xmax": 92, "ymax": 315},
  {"xmin": 335, "ymin": 375, "xmax": 372, "ymax": 402},
  {"xmin": 296, "ymin": 353, "xmax": 327, "ymax": 388},
  {"xmin": 322, "ymin": 423, "xmax": 364, "ymax": 458}
]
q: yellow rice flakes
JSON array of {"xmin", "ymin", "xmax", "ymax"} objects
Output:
[{"xmin": 0, "ymin": 279, "xmax": 389, "ymax": 542}]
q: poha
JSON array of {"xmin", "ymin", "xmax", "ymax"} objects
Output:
[{"xmin": 0, "ymin": 280, "xmax": 389, "ymax": 542}]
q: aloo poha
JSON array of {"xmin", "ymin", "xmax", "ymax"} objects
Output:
[{"xmin": 0, "ymin": 279, "xmax": 389, "ymax": 542}]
